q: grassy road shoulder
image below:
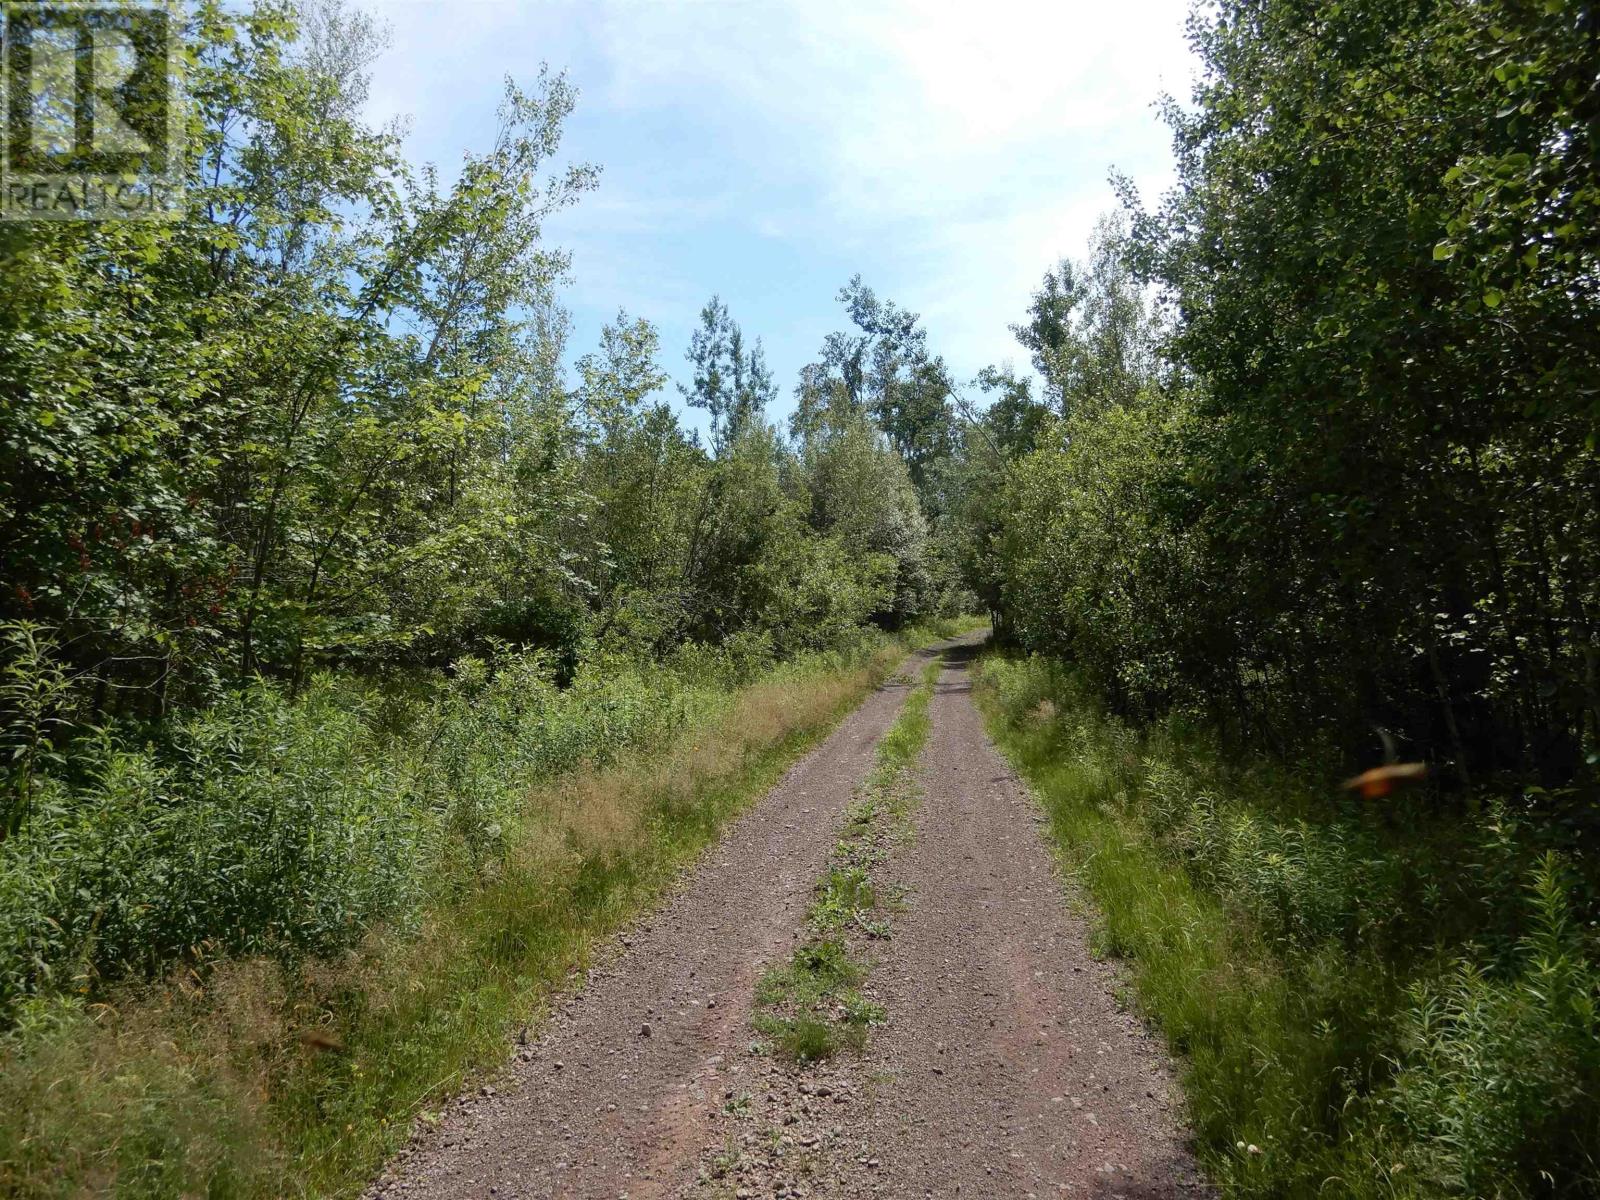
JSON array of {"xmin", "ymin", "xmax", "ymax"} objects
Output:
[
  {"xmin": 0, "ymin": 622, "xmax": 969, "ymax": 1200},
  {"xmin": 975, "ymin": 652, "xmax": 1600, "ymax": 1200}
]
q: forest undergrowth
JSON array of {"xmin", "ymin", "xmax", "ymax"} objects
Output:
[
  {"xmin": 0, "ymin": 619, "xmax": 971, "ymax": 1199},
  {"xmin": 978, "ymin": 653, "xmax": 1600, "ymax": 1200}
]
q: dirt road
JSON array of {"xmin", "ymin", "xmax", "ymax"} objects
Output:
[{"xmin": 371, "ymin": 635, "xmax": 1205, "ymax": 1199}]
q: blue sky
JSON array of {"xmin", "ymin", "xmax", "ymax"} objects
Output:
[{"xmin": 363, "ymin": 0, "xmax": 1200, "ymax": 435}]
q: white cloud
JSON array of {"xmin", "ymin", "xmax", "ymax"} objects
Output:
[{"xmin": 363, "ymin": 0, "xmax": 1200, "ymax": 392}]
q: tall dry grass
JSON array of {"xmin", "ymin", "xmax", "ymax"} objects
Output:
[{"xmin": 0, "ymin": 635, "xmax": 928, "ymax": 1199}]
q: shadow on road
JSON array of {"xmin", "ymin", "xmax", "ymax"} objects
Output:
[{"xmin": 933, "ymin": 632, "xmax": 988, "ymax": 695}]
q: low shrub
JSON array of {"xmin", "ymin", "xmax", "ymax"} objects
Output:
[
  {"xmin": 977, "ymin": 652, "xmax": 1600, "ymax": 1199},
  {"xmin": 0, "ymin": 626, "xmax": 945, "ymax": 1198},
  {"xmin": 0, "ymin": 645, "xmax": 717, "ymax": 1019}
]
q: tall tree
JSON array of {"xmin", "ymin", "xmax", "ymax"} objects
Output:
[
  {"xmin": 575, "ymin": 311, "xmax": 703, "ymax": 649},
  {"xmin": 792, "ymin": 276, "xmax": 957, "ymax": 494},
  {"xmin": 986, "ymin": 0, "xmax": 1600, "ymax": 778},
  {"xmin": 1014, "ymin": 214, "xmax": 1161, "ymax": 419},
  {"xmin": 0, "ymin": 0, "xmax": 598, "ymax": 712},
  {"xmin": 680, "ymin": 296, "xmax": 776, "ymax": 454}
]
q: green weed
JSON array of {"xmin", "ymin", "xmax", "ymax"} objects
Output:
[
  {"xmin": 750, "ymin": 652, "xmax": 942, "ymax": 1063},
  {"xmin": 0, "ymin": 629, "xmax": 955, "ymax": 1199},
  {"xmin": 976, "ymin": 652, "xmax": 1600, "ymax": 1200}
]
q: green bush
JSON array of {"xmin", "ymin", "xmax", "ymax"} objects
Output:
[
  {"xmin": 979, "ymin": 652, "xmax": 1600, "ymax": 1199},
  {"xmin": 0, "ymin": 640, "xmax": 742, "ymax": 1020},
  {"xmin": 1389, "ymin": 857, "xmax": 1600, "ymax": 1197}
]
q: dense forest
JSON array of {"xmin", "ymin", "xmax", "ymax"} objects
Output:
[
  {"xmin": 1, "ymin": 0, "xmax": 1597, "ymax": 1196},
  {"xmin": 1, "ymin": 0, "xmax": 966, "ymax": 993}
]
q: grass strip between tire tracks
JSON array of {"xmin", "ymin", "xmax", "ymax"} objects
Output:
[{"xmin": 752, "ymin": 653, "xmax": 943, "ymax": 1063}]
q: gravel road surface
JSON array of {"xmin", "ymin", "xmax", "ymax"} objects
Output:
[{"xmin": 371, "ymin": 635, "xmax": 1206, "ymax": 1200}]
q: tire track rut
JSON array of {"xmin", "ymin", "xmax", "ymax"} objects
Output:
[
  {"xmin": 371, "ymin": 635, "xmax": 1207, "ymax": 1199},
  {"xmin": 680, "ymin": 636, "xmax": 1206, "ymax": 1200},
  {"xmin": 370, "ymin": 645, "xmax": 945, "ymax": 1200},
  {"xmin": 832, "ymin": 641, "xmax": 1207, "ymax": 1198}
]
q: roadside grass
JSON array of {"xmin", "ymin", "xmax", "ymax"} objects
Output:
[
  {"xmin": 752, "ymin": 655, "xmax": 940, "ymax": 1063},
  {"xmin": 974, "ymin": 652, "xmax": 1600, "ymax": 1200},
  {"xmin": 0, "ymin": 626, "xmax": 967, "ymax": 1200}
]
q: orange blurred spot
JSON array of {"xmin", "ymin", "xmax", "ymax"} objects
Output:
[{"xmin": 1343, "ymin": 762, "xmax": 1428, "ymax": 798}]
